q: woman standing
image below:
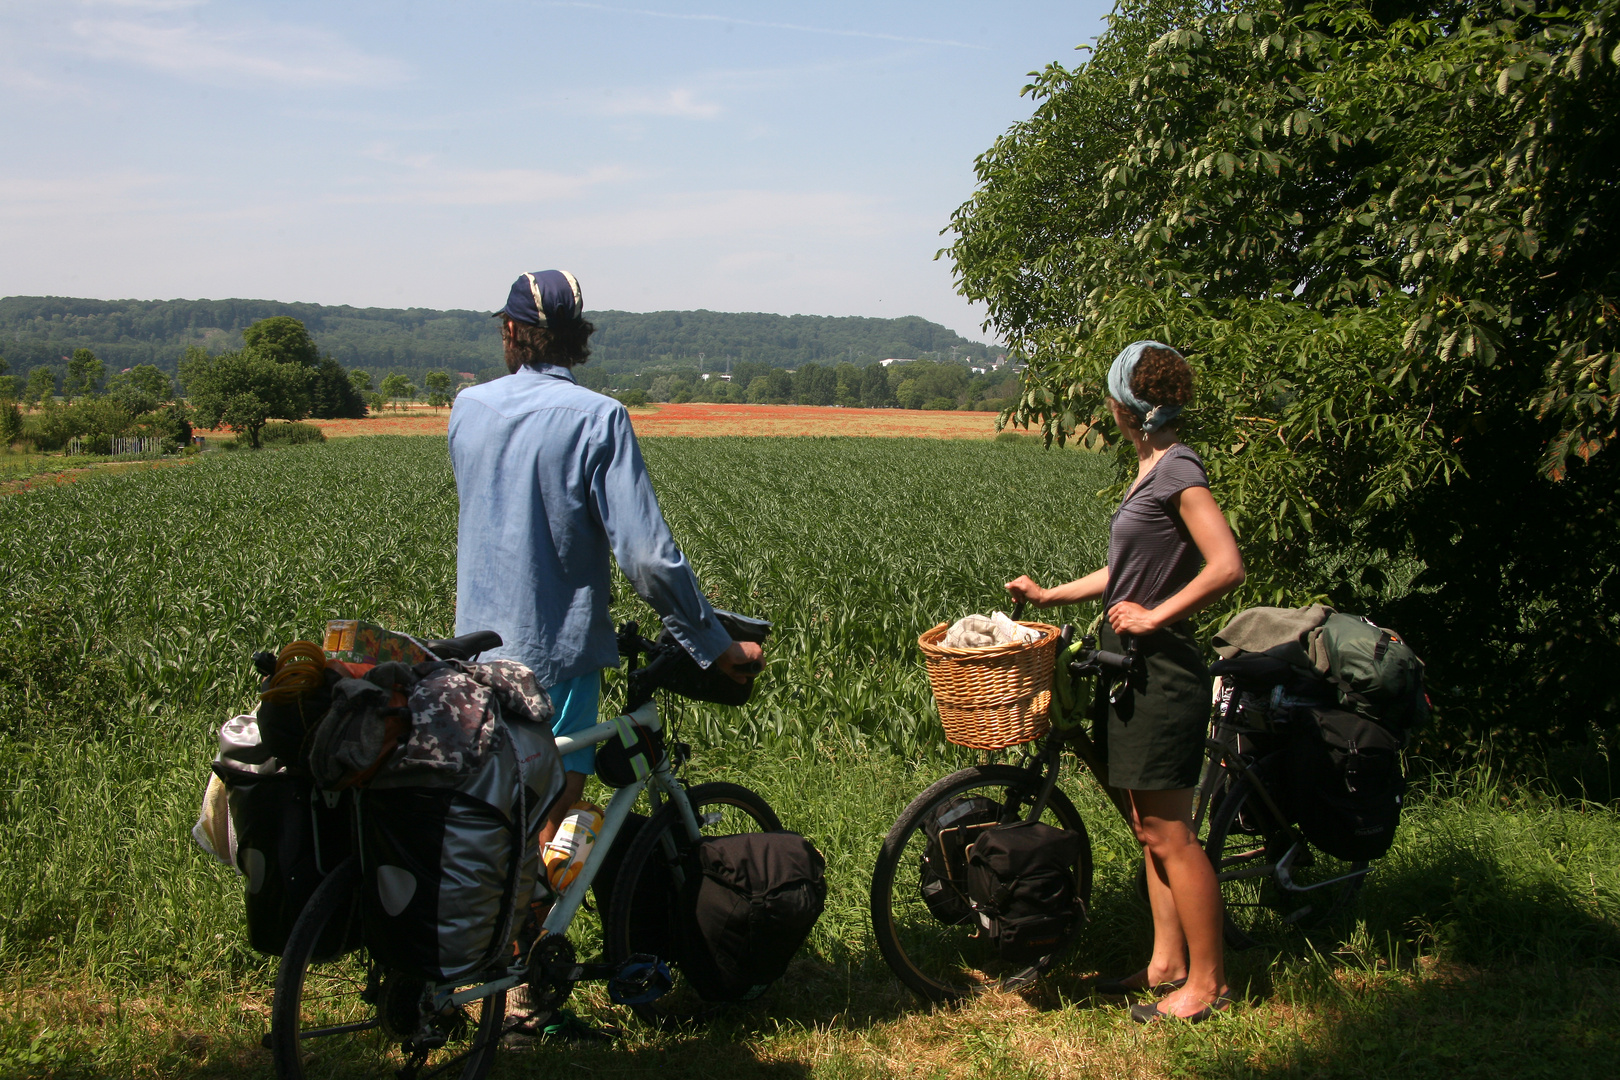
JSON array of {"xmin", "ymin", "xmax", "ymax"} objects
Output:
[{"xmin": 1006, "ymin": 341, "xmax": 1245, "ymax": 1023}]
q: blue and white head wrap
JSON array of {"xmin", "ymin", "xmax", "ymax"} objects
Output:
[
  {"xmin": 494, "ymin": 269, "xmax": 584, "ymax": 327},
  {"xmin": 1107, "ymin": 340, "xmax": 1185, "ymax": 433}
]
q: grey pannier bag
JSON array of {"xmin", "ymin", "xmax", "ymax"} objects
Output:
[{"xmin": 352, "ymin": 660, "xmax": 565, "ymax": 983}]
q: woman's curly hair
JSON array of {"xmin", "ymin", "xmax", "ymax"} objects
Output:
[
  {"xmin": 1131, "ymin": 346, "xmax": 1194, "ymax": 407},
  {"xmin": 1115, "ymin": 345, "xmax": 1193, "ymax": 430},
  {"xmin": 504, "ymin": 316, "xmax": 595, "ymax": 369}
]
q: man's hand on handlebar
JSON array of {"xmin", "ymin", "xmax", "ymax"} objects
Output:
[{"xmin": 716, "ymin": 640, "xmax": 764, "ymax": 684}]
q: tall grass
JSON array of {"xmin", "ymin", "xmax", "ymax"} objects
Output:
[{"xmin": 1, "ymin": 436, "xmax": 1617, "ymax": 1078}]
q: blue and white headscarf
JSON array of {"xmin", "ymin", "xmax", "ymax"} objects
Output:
[
  {"xmin": 494, "ymin": 269, "xmax": 584, "ymax": 327},
  {"xmin": 1107, "ymin": 340, "xmax": 1184, "ymax": 433}
]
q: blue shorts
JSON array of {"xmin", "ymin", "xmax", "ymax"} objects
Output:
[{"xmin": 547, "ymin": 671, "xmax": 601, "ymax": 776}]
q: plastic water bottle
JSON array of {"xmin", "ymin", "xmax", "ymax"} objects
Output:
[{"xmin": 542, "ymin": 802, "xmax": 604, "ymax": 893}]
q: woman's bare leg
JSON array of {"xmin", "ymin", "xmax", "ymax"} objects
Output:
[{"xmin": 1128, "ymin": 788, "xmax": 1227, "ymax": 1016}]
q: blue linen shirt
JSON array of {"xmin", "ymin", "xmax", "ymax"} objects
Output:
[{"xmin": 448, "ymin": 364, "xmax": 733, "ymax": 688}]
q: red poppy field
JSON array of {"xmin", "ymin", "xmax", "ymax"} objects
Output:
[{"xmin": 200, "ymin": 402, "xmax": 1011, "ymax": 441}]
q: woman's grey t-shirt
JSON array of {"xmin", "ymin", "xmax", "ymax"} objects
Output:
[{"xmin": 1104, "ymin": 444, "xmax": 1210, "ymax": 611}]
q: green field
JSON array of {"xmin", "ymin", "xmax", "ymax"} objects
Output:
[{"xmin": 2, "ymin": 437, "xmax": 1617, "ymax": 1078}]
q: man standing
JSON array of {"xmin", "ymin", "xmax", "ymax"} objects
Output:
[{"xmin": 449, "ymin": 269, "xmax": 762, "ymax": 847}]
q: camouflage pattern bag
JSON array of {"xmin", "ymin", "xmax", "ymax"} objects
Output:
[{"xmin": 351, "ymin": 659, "xmax": 564, "ymax": 983}]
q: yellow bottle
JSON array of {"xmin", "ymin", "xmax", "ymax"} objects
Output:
[{"xmin": 542, "ymin": 802, "xmax": 604, "ymax": 893}]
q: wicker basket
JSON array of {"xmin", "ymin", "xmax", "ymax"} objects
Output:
[{"xmin": 918, "ymin": 621, "xmax": 1062, "ymax": 750}]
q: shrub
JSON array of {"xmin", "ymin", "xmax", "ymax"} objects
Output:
[
  {"xmin": 923, "ymin": 397, "xmax": 957, "ymax": 411},
  {"xmin": 259, "ymin": 421, "xmax": 327, "ymax": 446},
  {"xmin": 0, "ymin": 598, "xmax": 124, "ymax": 740},
  {"xmin": 617, "ymin": 389, "xmax": 649, "ymax": 408},
  {"xmin": 0, "ymin": 400, "xmax": 20, "ymax": 448}
]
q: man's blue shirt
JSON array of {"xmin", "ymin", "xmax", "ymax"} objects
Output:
[{"xmin": 448, "ymin": 363, "xmax": 732, "ymax": 688}]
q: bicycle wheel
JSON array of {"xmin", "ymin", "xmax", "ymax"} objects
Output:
[
  {"xmin": 870, "ymin": 764, "xmax": 1093, "ymax": 1003},
  {"xmin": 603, "ymin": 781, "xmax": 781, "ymax": 1023},
  {"xmin": 271, "ymin": 856, "xmax": 506, "ymax": 1080},
  {"xmin": 1204, "ymin": 761, "xmax": 1368, "ymax": 950}
]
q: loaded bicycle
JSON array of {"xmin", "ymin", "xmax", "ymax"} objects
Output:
[
  {"xmin": 267, "ymin": 614, "xmax": 791, "ymax": 1080},
  {"xmin": 869, "ymin": 600, "xmax": 1390, "ymax": 1002}
]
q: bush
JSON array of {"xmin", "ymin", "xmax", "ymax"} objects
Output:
[
  {"xmin": 259, "ymin": 421, "xmax": 327, "ymax": 445},
  {"xmin": 0, "ymin": 400, "xmax": 20, "ymax": 448},
  {"xmin": 923, "ymin": 397, "xmax": 957, "ymax": 411},
  {"xmin": 0, "ymin": 597, "xmax": 124, "ymax": 740},
  {"xmin": 616, "ymin": 389, "xmax": 649, "ymax": 408}
]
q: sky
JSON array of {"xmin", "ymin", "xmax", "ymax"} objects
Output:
[{"xmin": 0, "ymin": 0, "xmax": 1112, "ymax": 343}]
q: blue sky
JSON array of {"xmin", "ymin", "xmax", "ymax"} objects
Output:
[{"xmin": 1, "ymin": 1, "xmax": 1111, "ymax": 342}]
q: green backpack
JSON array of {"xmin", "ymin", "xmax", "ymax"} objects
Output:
[{"xmin": 1316, "ymin": 614, "xmax": 1429, "ymax": 731}]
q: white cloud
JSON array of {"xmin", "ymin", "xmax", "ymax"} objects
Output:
[
  {"xmin": 518, "ymin": 187, "xmax": 927, "ymax": 252},
  {"xmin": 330, "ymin": 160, "xmax": 635, "ymax": 207},
  {"xmin": 594, "ymin": 87, "xmax": 721, "ymax": 119},
  {"xmin": 67, "ymin": 16, "xmax": 405, "ymax": 88},
  {"xmin": 0, "ymin": 172, "xmax": 173, "ymax": 218},
  {"xmin": 548, "ymin": 3, "xmax": 987, "ymax": 50}
]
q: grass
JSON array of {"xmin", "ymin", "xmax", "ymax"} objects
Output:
[{"xmin": 1, "ymin": 436, "xmax": 1617, "ymax": 1078}]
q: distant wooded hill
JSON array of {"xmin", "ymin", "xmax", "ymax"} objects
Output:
[{"xmin": 0, "ymin": 296, "xmax": 997, "ymax": 385}]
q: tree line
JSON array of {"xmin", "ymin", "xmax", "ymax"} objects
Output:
[{"xmin": 0, "ymin": 297, "xmax": 997, "ymax": 391}]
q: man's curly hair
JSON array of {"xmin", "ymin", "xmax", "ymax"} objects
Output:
[{"xmin": 504, "ymin": 316, "xmax": 595, "ymax": 369}]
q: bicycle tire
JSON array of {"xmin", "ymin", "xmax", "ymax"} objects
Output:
[
  {"xmin": 271, "ymin": 856, "xmax": 506, "ymax": 1080},
  {"xmin": 870, "ymin": 764, "xmax": 1093, "ymax": 1003},
  {"xmin": 603, "ymin": 781, "xmax": 781, "ymax": 1024},
  {"xmin": 1203, "ymin": 763, "xmax": 1368, "ymax": 950}
]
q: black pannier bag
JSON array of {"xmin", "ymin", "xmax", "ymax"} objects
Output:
[
  {"xmin": 677, "ymin": 832, "xmax": 827, "ymax": 1002},
  {"xmin": 213, "ymin": 764, "xmax": 356, "ymax": 957},
  {"xmin": 354, "ymin": 661, "xmax": 565, "ymax": 983},
  {"xmin": 963, "ymin": 821, "xmax": 1085, "ymax": 962},
  {"xmin": 918, "ymin": 795, "xmax": 1000, "ymax": 925},
  {"xmin": 1288, "ymin": 707, "xmax": 1405, "ymax": 862}
]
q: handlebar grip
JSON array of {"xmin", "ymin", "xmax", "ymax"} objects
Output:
[
  {"xmin": 1095, "ymin": 649, "xmax": 1134, "ymax": 671},
  {"xmin": 1011, "ymin": 600, "xmax": 1027, "ymax": 622}
]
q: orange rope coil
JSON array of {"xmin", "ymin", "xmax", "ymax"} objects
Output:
[{"xmin": 260, "ymin": 641, "xmax": 328, "ymax": 703}]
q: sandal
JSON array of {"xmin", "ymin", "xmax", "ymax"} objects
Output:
[
  {"xmin": 1093, "ymin": 971, "xmax": 1188, "ymax": 996},
  {"xmin": 1129, "ymin": 996, "xmax": 1235, "ymax": 1024}
]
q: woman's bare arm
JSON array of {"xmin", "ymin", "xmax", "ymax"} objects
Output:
[
  {"xmin": 1005, "ymin": 567, "xmax": 1109, "ymax": 608},
  {"xmin": 1106, "ymin": 486, "xmax": 1245, "ymax": 635}
]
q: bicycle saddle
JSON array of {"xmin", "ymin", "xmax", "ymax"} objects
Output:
[{"xmin": 421, "ymin": 630, "xmax": 503, "ymax": 661}]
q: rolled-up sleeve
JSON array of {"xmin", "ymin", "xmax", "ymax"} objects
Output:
[{"xmin": 587, "ymin": 407, "xmax": 734, "ymax": 666}]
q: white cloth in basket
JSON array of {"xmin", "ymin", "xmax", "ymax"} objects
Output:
[{"xmin": 941, "ymin": 612, "xmax": 1039, "ymax": 649}]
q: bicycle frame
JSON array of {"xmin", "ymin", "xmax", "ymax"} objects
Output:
[{"xmin": 435, "ymin": 697, "xmax": 700, "ymax": 1012}]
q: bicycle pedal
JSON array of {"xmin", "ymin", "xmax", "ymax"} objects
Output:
[{"xmin": 608, "ymin": 954, "xmax": 672, "ymax": 1005}]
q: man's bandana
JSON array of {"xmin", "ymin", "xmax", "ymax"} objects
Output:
[{"xmin": 494, "ymin": 269, "xmax": 584, "ymax": 327}]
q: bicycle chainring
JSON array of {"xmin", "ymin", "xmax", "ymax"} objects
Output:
[{"xmin": 524, "ymin": 933, "xmax": 577, "ymax": 1012}]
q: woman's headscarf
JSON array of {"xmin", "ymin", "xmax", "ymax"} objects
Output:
[{"xmin": 1107, "ymin": 340, "xmax": 1184, "ymax": 434}]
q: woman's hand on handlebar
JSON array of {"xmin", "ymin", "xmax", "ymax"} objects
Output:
[
  {"xmin": 1004, "ymin": 575, "xmax": 1049, "ymax": 608},
  {"xmin": 1008, "ymin": 568, "xmax": 1109, "ymax": 609},
  {"xmin": 716, "ymin": 640, "xmax": 764, "ymax": 684}
]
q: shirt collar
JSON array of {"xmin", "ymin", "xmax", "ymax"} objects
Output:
[{"xmin": 522, "ymin": 363, "xmax": 578, "ymax": 384}]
